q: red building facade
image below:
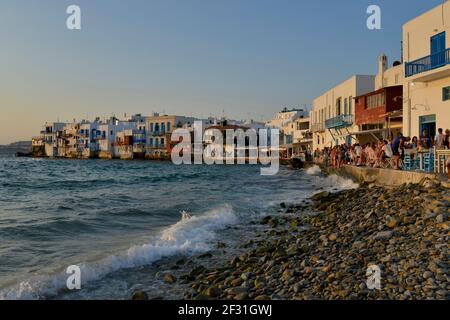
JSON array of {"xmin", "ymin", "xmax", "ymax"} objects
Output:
[{"xmin": 355, "ymin": 85, "xmax": 403, "ymax": 129}]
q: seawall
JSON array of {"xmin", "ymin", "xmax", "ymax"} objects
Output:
[{"xmin": 322, "ymin": 165, "xmax": 445, "ymax": 187}]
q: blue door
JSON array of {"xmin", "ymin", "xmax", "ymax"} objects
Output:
[
  {"xmin": 419, "ymin": 115, "xmax": 436, "ymax": 142},
  {"xmin": 431, "ymin": 32, "xmax": 446, "ymax": 68}
]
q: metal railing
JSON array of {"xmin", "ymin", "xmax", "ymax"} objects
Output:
[
  {"xmin": 405, "ymin": 49, "xmax": 449, "ymax": 77},
  {"xmin": 325, "ymin": 114, "xmax": 354, "ymax": 129},
  {"xmin": 311, "ymin": 123, "xmax": 325, "ymax": 132}
]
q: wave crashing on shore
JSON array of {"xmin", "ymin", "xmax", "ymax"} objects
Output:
[{"xmin": 0, "ymin": 204, "xmax": 237, "ymax": 300}]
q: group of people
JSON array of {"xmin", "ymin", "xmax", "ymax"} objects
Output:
[{"xmin": 313, "ymin": 128, "xmax": 450, "ymax": 178}]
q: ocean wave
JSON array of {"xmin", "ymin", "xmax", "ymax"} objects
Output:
[
  {"xmin": 317, "ymin": 174, "xmax": 359, "ymax": 190},
  {"xmin": 305, "ymin": 165, "xmax": 322, "ymax": 175},
  {"xmin": 0, "ymin": 204, "xmax": 237, "ymax": 300}
]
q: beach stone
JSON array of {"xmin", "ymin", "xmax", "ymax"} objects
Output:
[
  {"xmin": 203, "ymin": 286, "xmax": 222, "ymax": 298},
  {"xmin": 386, "ymin": 217, "xmax": 400, "ymax": 229},
  {"xmin": 217, "ymin": 242, "xmax": 227, "ymax": 249},
  {"xmin": 254, "ymin": 295, "xmax": 271, "ymax": 300},
  {"xmin": 374, "ymin": 231, "xmax": 393, "ymax": 240},
  {"xmin": 131, "ymin": 290, "xmax": 148, "ymax": 300},
  {"xmin": 163, "ymin": 273, "xmax": 177, "ymax": 284},
  {"xmin": 328, "ymin": 233, "xmax": 337, "ymax": 241},
  {"xmin": 311, "ymin": 191, "xmax": 329, "ymax": 201}
]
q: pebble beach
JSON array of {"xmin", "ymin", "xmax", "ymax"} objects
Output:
[{"xmin": 176, "ymin": 178, "xmax": 449, "ymax": 300}]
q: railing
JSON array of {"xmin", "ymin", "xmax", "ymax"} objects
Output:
[
  {"xmin": 325, "ymin": 114, "xmax": 354, "ymax": 129},
  {"xmin": 150, "ymin": 130, "xmax": 166, "ymax": 135},
  {"xmin": 311, "ymin": 123, "xmax": 325, "ymax": 132},
  {"xmin": 405, "ymin": 49, "xmax": 449, "ymax": 77}
]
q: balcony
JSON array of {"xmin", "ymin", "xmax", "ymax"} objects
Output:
[
  {"xmin": 311, "ymin": 123, "xmax": 325, "ymax": 132},
  {"xmin": 325, "ymin": 114, "xmax": 354, "ymax": 129},
  {"xmin": 150, "ymin": 130, "xmax": 166, "ymax": 136},
  {"xmin": 405, "ymin": 49, "xmax": 450, "ymax": 80}
]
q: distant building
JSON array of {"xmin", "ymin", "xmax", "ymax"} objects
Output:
[
  {"xmin": 266, "ymin": 108, "xmax": 308, "ymax": 129},
  {"xmin": 145, "ymin": 113, "xmax": 196, "ymax": 159}
]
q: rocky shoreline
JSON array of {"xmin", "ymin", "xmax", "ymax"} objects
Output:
[{"xmin": 172, "ymin": 179, "xmax": 449, "ymax": 300}]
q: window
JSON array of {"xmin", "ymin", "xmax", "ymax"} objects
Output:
[
  {"xmin": 365, "ymin": 92, "xmax": 386, "ymax": 109},
  {"xmin": 349, "ymin": 96, "xmax": 353, "ymax": 114},
  {"xmin": 443, "ymin": 87, "xmax": 450, "ymax": 101},
  {"xmin": 161, "ymin": 138, "xmax": 165, "ymax": 146},
  {"xmin": 167, "ymin": 122, "xmax": 171, "ymax": 132}
]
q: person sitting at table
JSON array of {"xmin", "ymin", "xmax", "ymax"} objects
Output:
[{"xmin": 381, "ymin": 140, "xmax": 393, "ymax": 164}]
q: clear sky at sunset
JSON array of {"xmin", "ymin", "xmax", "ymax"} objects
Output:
[{"xmin": 0, "ymin": 0, "xmax": 444, "ymax": 144}]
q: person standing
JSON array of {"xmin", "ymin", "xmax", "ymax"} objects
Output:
[
  {"xmin": 392, "ymin": 132, "xmax": 405, "ymax": 170},
  {"xmin": 435, "ymin": 128, "xmax": 445, "ymax": 149},
  {"xmin": 444, "ymin": 129, "xmax": 450, "ymax": 149}
]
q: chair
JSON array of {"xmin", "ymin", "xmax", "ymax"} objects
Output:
[
  {"xmin": 423, "ymin": 152, "xmax": 434, "ymax": 173},
  {"xmin": 403, "ymin": 154, "xmax": 411, "ymax": 171}
]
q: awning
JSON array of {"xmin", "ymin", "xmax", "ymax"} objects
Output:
[{"xmin": 348, "ymin": 128, "xmax": 388, "ymax": 141}]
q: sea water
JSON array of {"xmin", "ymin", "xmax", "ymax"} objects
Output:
[{"xmin": 0, "ymin": 155, "xmax": 357, "ymax": 299}]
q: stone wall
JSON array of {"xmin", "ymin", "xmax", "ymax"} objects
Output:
[{"xmin": 324, "ymin": 165, "xmax": 438, "ymax": 187}]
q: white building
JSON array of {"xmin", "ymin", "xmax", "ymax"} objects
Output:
[
  {"xmin": 266, "ymin": 108, "xmax": 308, "ymax": 129},
  {"xmin": 403, "ymin": 1, "xmax": 450, "ymax": 139},
  {"xmin": 311, "ymin": 75, "xmax": 375, "ymax": 151}
]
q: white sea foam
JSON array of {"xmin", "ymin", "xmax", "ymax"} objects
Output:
[
  {"xmin": 317, "ymin": 174, "xmax": 359, "ymax": 190},
  {"xmin": 0, "ymin": 204, "xmax": 237, "ymax": 300},
  {"xmin": 305, "ymin": 165, "xmax": 321, "ymax": 175}
]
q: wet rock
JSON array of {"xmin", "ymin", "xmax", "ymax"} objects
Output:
[
  {"xmin": 203, "ymin": 286, "xmax": 222, "ymax": 298},
  {"xmin": 163, "ymin": 273, "xmax": 177, "ymax": 284},
  {"xmin": 131, "ymin": 290, "xmax": 149, "ymax": 300}
]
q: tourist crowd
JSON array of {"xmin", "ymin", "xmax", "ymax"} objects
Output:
[{"xmin": 313, "ymin": 128, "xmax": 450, "ymax": 177}]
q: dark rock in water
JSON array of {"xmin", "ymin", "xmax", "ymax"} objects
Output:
[
  {"xmin": 190, "ymin": 265, "xmax": 206, "ymax": 276},
  {"xmin": 131, "ymin": 290, "xmax": 149, "ymax": 300},
  {"xmin": 198, "ymin": 252, "xmax": 213, "ymax": 259},
  {"xmin": 311, "ymin": 191, "xmax": 330, "ymax": 201},
  {"xmin": 163, "ymin": 273, "xmax": 177, "ymax": 284},
  {"xmin": 280, "ymin": 202, "xmax": 287, "ymax": 208},
  {"xmin": 217, "ymin": 242, "xmax": 227, "ymax": 249},
  {"xmin": 260, "ymin": 216, "xmax": 272, "ymax": 225}
]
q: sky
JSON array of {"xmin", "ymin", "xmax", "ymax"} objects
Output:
[{"xmin": 0, "ymin": 0, "xmax": 444, "ymax": 144}]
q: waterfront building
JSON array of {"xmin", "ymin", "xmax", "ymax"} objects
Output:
[
  {"xmin": 311, "ymin": 75, "xmax": 375, "ymax": 151},
  {"xmin": 279, "ymin": 117, "xmax": 312, "ymax": 158},
  {"xmin": 40, "ymin": 122, "xmax": 66, "ymax": 157},
  {"xmin": 97, "ymin": 116, "xmax": 137, "ymax": 159},
  {"xmin": 266, "ymin": 108, "xmax": 307, "ymax": 129},
  {"xmin": 403, "ymin": 1, "xmax": 450, "ymax": 139},
  {"xmin": 145, "ymin": 113, "xmax": 196, "ymax": 159},
  {"xmin": 353, "ymin": 55, "xmax": 404, "ymax": 144}
]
